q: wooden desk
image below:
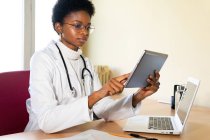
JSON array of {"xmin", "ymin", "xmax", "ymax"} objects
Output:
[{"xmin": 1, "ymin": 99, "xmax": 210, "ymax": 140}]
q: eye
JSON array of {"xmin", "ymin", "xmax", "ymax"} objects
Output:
[{"xmin": 73, "ymin": 23, "xmax": 83, "ymax": 29}]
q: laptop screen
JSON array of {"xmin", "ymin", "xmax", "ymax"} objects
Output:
[{"xmin": 177, "ymin": 79, "xmax": 199, "ymax": 124}]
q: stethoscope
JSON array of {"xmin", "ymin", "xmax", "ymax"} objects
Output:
[{"xmin": 55, "ymin": 43, "xmax": 93, "ymax": 96}]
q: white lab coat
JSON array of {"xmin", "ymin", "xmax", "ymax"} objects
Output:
[{"xmin": 25, "ymin": 40, "xmax": 140, "ymax": 133}]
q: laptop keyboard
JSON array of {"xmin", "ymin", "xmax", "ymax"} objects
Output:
[{"xmin": 148, "ymin": 117, "xmax": 174, "ymax": 130}]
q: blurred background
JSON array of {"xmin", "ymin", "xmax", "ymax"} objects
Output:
[{"xmin": 0, "ymin": 0, "xmax": 209, "ymax": 107}]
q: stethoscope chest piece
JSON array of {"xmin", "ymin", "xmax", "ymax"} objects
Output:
[{"xmin": 72, "ymin": 87, "xmax": 77, "ymax": 97}]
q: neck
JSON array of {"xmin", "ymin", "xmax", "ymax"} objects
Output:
[{"xmin": 60, "ymin": 38, "xmax": 78, "ymax": 51}]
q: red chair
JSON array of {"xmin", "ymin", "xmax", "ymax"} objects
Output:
[{"xmin": 0, "ymin": 71, "xmax": 30, "ymax": 136}]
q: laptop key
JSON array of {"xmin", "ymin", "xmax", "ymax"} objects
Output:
[{"xmin": 148, "ymin": 117, "xmax": 174, "ymax": 130}]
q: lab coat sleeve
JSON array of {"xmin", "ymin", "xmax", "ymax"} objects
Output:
[
  {"xmin": 93, "ymin": 94, "xmax": 141, "ymax": 121},
  {"xmin": 29, "ymin": 52, "xmax": 93, "ymax": 133}
]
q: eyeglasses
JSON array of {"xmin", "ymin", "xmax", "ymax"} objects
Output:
[{"xmin": 63, "ymin": 23, "xmax": 95, "ymax": 34}]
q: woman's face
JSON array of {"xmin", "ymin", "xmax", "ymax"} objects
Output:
[{"xmin": 56, "ymin": 10, "xmax": 92, "ymax": 51}]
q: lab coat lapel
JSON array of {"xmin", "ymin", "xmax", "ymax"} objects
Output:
[
  {"xmin": 52, "ymin": 45, "xmax": 82, "ymax": 97},
  {"xmin": 66, "ymin": 61, "xmax": 83, "ymax": 97},
  {"xmin": 67, "ymin": 62, "xmax": 81, "ymax": 85}
]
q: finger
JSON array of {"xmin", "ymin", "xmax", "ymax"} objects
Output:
[
  {"xmin": 148, "ymin": 71, "xmax": 160, "ymax": 85},
  {"xmin": 120, "ymin": 79, "xmax": 127, "ymax": 84},
  {"xmin": 156, "ymin": 81, "xmax": 160, "ymax": 86},
  {"xmin": 109, "ymin": 79, "xmax": 124, "ymax": 93},
  {"xmin": 154, "ymin": 82, "xmax": 160, "ymax": 89},
  {"xmin": 154, "ymin": 70, "xmax": 160, "ymax": 81},
  {"xmin": 115, "ymin": 73, "xmax": 130, "ymax": 82},
  {"xmin": 153, "ymin": 81, "xmax": 160, "ymax": 89},
  {"xmin": 147, "ymin": 75, "xmax": 156, "ymax": 85},
  {"xmin": 106, "ymin": 85, "xmax": 116, "ymax": 95},
  {"xmin": 111, "ymin": 78, "xmax": 124, "ymax": 89},
  {"xmin": 103, "ymin": 82, "xmax": 116, "ymax": 95},
  {"xmin": 144, "ymin": 82, "xmax": 159, "ymax": 91},
  {"xmin": 105, "ymin": 78, "xmax": 124, "ymax": 95},
  {"xmin": 149, "ymin": 74, "xmax": 156, "ymax": 83}
]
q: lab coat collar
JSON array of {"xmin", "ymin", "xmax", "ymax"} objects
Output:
[{"xmin": 56, "ymin": 40, "xmax": 82, "ymax": 60}]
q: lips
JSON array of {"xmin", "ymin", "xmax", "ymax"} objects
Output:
[{"xmin": 77, "ymin": 37, "xmax": 87, "ymax": 44}]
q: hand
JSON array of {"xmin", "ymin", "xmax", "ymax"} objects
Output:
[
  {"xmin": 132, "ymin": 70, "xmax": 160, "ymax": 107},
  {"xmin": 99, "ymin": 73, "xmax": 130, "ymax": 96},
  {"xmin": 88, "ymin": 73, "xmax": 130, "ymax": 109}
]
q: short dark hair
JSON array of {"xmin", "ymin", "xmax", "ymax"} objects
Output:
[{"xmin": 52, "ymin": 0, "xmax": 95, "ymax": 27}]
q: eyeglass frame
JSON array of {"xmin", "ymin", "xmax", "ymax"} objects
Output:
[{"xmin": 63, "ymin": 22, "xmax": 95, "ymax": 34}]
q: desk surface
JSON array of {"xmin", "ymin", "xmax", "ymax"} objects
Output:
[{"xmin": 1, "ymin": 99, "xmax": 210, "ymax": 140}]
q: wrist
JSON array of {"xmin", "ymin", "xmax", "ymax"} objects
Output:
[
  {"xmin": 132, "ymin": 94, "xmax": 138, "ymax": 108},
  {"xmin": 88, "ymin": 90, "xmax": 108, "ymax": 109},
  {"xmin": 132, "ymin": 93, "xmax": 144, "ymax": 107},
  {"xmin": 97, "ymin": 88, "xmax": 109, "ymax": 99}
]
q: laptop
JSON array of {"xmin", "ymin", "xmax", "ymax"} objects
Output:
[{"xmin": 123, "ymin": 77, "xmax": 200, "ymax": 135}]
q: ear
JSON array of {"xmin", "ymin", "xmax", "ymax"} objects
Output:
[{"xmin": 54, "ymin": 22, "xmax": 62, "ymax": 34}]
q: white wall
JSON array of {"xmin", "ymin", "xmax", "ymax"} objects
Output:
[
  {"xmin": 0, "ymin": 0, "xmax": 24, "ymax": 72},
  {"xmin": 85, "ymin": 0, "xmax": 210, "ymax": 107}
]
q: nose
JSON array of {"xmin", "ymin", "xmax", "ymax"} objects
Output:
[{"xmin": 80, "ymin": 28, "xmax": 89, "ymax": 36}]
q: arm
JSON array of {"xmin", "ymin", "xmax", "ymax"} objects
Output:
[
  {"xmin": 29, "ymin": 53, "xmax": 93, "ymax": 133},
  {"xmin": 88, "ymin": 70, "xmax": 138, "ymax": 121},
  {"xmin": 91, "ymin": 71, "xmax": 160, "ymax": 121},
  {"xmin": 88, "ymin": 73, "xmax": 129, "ymax": 109}
]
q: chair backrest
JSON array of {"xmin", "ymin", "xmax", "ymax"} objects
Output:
[{"xmin": 0, "ymin": 70, "xmax": 30, "ymax": 136}]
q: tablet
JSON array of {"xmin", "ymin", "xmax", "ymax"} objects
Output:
[{"xmin": 125, "ymin": 50, "xmax": 168, "ymax": 88}]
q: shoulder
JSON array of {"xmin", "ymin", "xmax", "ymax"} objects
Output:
[{"xmin": 30, "ymin": 41, "xmax": 59, "ymax": 69}]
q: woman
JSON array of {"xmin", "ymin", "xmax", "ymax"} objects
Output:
[{"xmin": 25, "ymin": 0, "xmax": 160, "ymax": 133}]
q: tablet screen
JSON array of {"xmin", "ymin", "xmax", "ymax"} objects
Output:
[{"xmin": 125, "ymin": 50, "xmax": 168, "ymax": 88}]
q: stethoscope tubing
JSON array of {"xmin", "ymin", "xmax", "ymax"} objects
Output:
[{"xmin": 55, "ymin": 43, "xmax": 93, "ymax": 93}]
